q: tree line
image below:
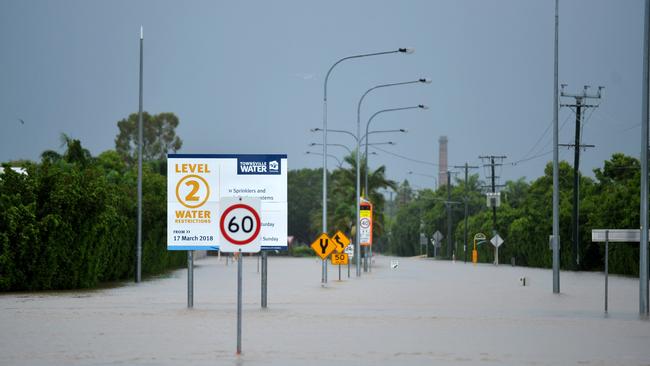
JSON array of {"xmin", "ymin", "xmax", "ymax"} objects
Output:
[
  {"xmin": 0, "ymin": 113, "xmax": 184, "ymax": 291},
  {"xmin": 1, "ymin": 109, "xmax": 641, "ymax": 290},
  {"xmin": 290, "ymin": 153, "xmax": 642, "ymax": 276}
]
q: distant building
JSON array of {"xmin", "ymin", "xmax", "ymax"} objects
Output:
[
  {"xmin": 438, "ymin": 136, "xmax": 448, "ymax": 187},
  {"xmin": 0, "ymin": 167, "xmax": 27, "ymax": 175}
]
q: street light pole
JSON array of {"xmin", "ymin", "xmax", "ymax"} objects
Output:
[
  {"xmin": 136, "ymin": 26, "xmax": 143, "ymax": 283},
  {"xmin": 322, "ymin": 48, "xmax": 413, "ymax": 285},
  {"xmin": 640, "ymin": 0, "xmax": 650, "ymax": 315},
  {"xmin": 552, "ymin": 0, "xmax": 561, "ymax": 294},
  {"xmin": 363, "ymin": 105, "xmax": 427, "ymax": 196},
  {"xmin": 355, "ymin": 78, "xmax": 430, "ymax": 277}
]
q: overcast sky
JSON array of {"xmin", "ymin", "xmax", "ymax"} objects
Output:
[{"xmin": 0, "ymin": 0, "xmax": 643, "ymax": 189}]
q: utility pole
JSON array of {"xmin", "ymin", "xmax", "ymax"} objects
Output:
[
  {"xmin": 479, "ymin": 155, "xmax": 507, "ymax": 238},
  {"xmin": 454, "ymin": 163, "xmax": 479, "ymax": 263},
  {"xmin": 560, "ymin": 84, "xmax": 602, "ymax": 269},
  {"xmin": 552, "ymin": 0, "xmax": 560, "ymax": 294},
  {"xmin": 444, "ymin": 170, "xmax": 462, "ymax": 259}
]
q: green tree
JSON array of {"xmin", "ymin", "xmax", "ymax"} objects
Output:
[
  {"xmin": 287, "ymin": 168, "xmax": 322, "ymax": 244},
  {"xmin": 328, "ymin": 152, "xmax": 396, "ymax": 246},
  {"xmin": 115, "ymin": 112, "xmax": 183, "ymax": 164},
  {"xmin": 584, "ymin": 153, "xmax": 640, "ymax": 275}
]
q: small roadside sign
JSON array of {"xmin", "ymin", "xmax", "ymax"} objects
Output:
[
  {"xmin": 331, "ymin": 253, "xmax": 349, "ymax": 265},
  {"xmin": 420, "ymin": 233, "xmax": 428, "ymax": 246},
  {"xmin": 490, "ymin": 234, "xmax": 504, "ymax": 248},
  {"xmin": 310, "ymin": 233, "xmax": 336, "ymax": 259},
  {"xmin": 433, "ymin": 230, "xmax": 444, "ymax": 242},
  {"xmin": 490, "ymin": 234, "xmax": 504, "ymax": 265},
  {"xmin": 332, "ymin": 231, "xmax": 351, "ymax": 253},
  {"xmin": 344, "ymin": 244, "xmax": 354, "ymax": 258},
  {"xmin": 474, "ymin": 233, "xmax": 487, "ymax": 241},
  {"xmin": 390, "ymin": 259, "xmax": 399, "ymax": 269}
]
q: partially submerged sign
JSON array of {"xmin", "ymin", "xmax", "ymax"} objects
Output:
[
  {"xmin": 167, "ymin": 154, "xmax": 287, "ymax": 251},
  {"xmin": 390, "ymin": 259, "xmax": 399, "ymax": 269}
]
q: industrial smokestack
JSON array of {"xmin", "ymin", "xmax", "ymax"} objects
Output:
[{"xmin": 438, "ymin": 136, "xmax": 448, "ymax": 187}]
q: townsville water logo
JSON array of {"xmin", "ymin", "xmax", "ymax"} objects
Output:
[{"xmin": 237, "ymin": 156, "xmax": 281, "ymax": 175}]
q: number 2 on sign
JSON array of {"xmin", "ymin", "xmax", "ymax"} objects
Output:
[{"xmin": 185, "ymin": 180, "xmax": 200, "ymax": 201}]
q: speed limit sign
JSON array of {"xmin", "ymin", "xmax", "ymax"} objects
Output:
[{"xmin": 219, "ymin": 197, "xmax": 262, "ymax": 253}]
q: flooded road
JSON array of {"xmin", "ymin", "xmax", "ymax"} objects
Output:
[{"xmin": 1, "ymin": 255, "xmax": 649, "ymax": 365}]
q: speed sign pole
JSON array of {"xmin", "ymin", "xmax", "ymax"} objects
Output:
[{"xmin": 219, "ymin": 196, "xmax": 262, "ymax": 355}]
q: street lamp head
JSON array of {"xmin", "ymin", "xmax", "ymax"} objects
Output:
[
  {"xmin": 388, "ymin": 141, "xmax": 396, "ymax": 145},
  {"xmin": 419, "ymin": 78, "xmax": 432, "ymax": 84},
  {"xmin": 399, "ymin": 47, "xmax": 415, "ymax": 54},
  {"xmin": 309, "ymin": 143, "xmax": 317, "ymax": 146},
  {"xmin": 310, "ymin": 128, "xmax": 322, "ymax": 132},
  {"xmin": 408, "ymin": 171, "xmax": 414, "ymax": 174},
  {"xmin": 418, "ymin": 104, "xmax": 429, "ymax": 110},
  {"xmin": 399, "ymin": 128, "xmax": 407, "ymax": 132}
]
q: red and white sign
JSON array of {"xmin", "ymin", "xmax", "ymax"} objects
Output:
[
  {"xmin": 360, "ymin": 198, "xmax": 373, "ymax": 246},
  {"xmin": 219, "ymin": 197, "xmax": 262, "ymax": 253}
]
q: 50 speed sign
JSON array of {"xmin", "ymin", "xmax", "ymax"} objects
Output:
[{"xmin": 219, "ymin": 197, "xmax": 262, "ymax": 253}]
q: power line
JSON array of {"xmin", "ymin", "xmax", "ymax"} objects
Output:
[
  {"xmin": 511, "ymin": 113, "xmax": 573, "ymax": 166},
  {"xmin": 370, "ymin": 145, "xmax": 439, "ymax": 167}
]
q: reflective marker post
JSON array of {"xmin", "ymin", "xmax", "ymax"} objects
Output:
[
  {"xmin": 605, "ymin": 230, "xmax": 609, "ymax": 313},
  {"xmin": 187, "ymin": 251, "xmax": 194, "ymax": 308},
  {"xmin": 347, "ymin": 258, "xmax": 350, "ymax": 278}
]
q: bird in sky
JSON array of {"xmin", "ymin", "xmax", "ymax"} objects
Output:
[{"xmin": 18, "ymin": 118, "xmax": 25, "ymax": 125}]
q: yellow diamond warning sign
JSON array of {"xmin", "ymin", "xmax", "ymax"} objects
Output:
[
  {"xmin": 332, "ymin": 231, "xmax": 351, "ymax": 253},
  {"xmin": 310, "ymin": 233, "xmax": 336, "ymax": 260}
]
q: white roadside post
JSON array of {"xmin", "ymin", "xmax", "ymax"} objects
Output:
[{"xmin": 490, "ymin": 234, "xmax": 504, "ymax": 265}]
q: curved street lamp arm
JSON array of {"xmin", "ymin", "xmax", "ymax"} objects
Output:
[
  {"xmin": 324, "ymin": 49, "xmax": 413, "ymax": 99},
  {"xmin": 362, "ymin": 105, "xmax": 425, "ymax": 145},
  {"xmin": 309, "ymin": 143, "xmax": 353, "ymax": 155},
  {"xmin": 306, "ymin": 151, "xmax": 343, "ymax": 168}
]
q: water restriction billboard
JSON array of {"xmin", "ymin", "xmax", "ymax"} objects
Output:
[{"xmin": 167, "ymin": 154, "xmax": 287, "ymax": 251}]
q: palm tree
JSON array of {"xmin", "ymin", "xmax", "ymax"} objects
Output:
[{"xmin": 328, "ymin": 150, "xmax": 396, "ymax": 237}]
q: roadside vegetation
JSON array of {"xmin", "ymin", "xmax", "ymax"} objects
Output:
[
  {"xmin": 290, "ymin": 153, "xmax": 641, "ymax": 276},
  {"xmin": 0, "ymin": 113, "xmax": 185, "ymax": 291}
]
